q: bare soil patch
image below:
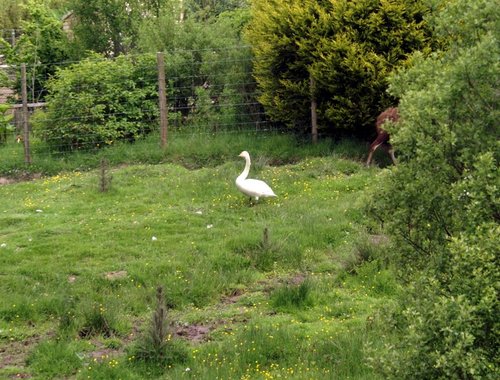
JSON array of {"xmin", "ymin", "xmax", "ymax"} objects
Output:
[
  {"xmin": 0, "ymin": 334, "xmax": 45, "ymax": 378},
  {"xmin": 0, "ymin": 173, "xmax": 42, "ymax": 186},
  {"xmin": 174, "ymin": 324, "xmax": 211, "ymax": 343}
]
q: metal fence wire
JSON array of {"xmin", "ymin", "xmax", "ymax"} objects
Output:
[{"xmin": 0, "ymin": 47, "xmax": 280, "ymax": 164}]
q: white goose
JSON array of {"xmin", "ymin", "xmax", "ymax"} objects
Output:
[{"xmin": 236, "ymin": 151, "xmax": 276, "ymax": 201}]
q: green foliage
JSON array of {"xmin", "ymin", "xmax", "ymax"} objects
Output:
[
  {"xmin": 184, "ymin": 0, "xmax": 249, "ymax": 21},
  {"xmin": 0, "ymin": 0, "xmax": 27, "ymax": 31},
  {"xmin": 137, "ymin": 6, "xmax": 257, "ymax": 132},
  {"xmin": 6, "ymin": 0, "xmax": 73, "ymax": 102},
  {"xmin": 79, "ymin": 302, "xmax": 120, "ymax": 338},
  {"xmin": 32, "ymin": 54, "xmax": 158, "ymax": 151},
  {"xmin": 0, "ymin": 104, "xmax": 14, "ymax": 144},
  {"xmin": 367, "ymin": 0, "xmax": 500, "ymax": 377},
  {"xmin": 69, "ymin": 0, "xmax": 142, "ymax": 56},
  {"xmin": 246, "ymin": 0, "xmax": 435, "ymax": 136}
]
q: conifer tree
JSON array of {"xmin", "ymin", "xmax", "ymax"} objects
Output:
[{"xmin": 246, "ymin": 0, "xmax": 435, "ymax": 137}]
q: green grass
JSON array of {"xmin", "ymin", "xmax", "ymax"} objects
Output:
[
  {"xmin": 0, "ymin": 132, "xmax": 396, "ymax": 379},
  {"xmin": 0, "ymin": 130, "xmax": 371, "ymax": 176}
]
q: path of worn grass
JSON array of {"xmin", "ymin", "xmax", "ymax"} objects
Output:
[{"xmin": 0, "ymin": 154, "xmax": 394, "ymax": 379}]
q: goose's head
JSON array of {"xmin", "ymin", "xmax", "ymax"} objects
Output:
[{"xmin": 239, "ymin": 151, "xmax": 250, "ymax": 160}]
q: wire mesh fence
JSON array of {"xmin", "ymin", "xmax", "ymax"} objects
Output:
[{"xmin": 0, "ymin": 46, "xmax": 283, "ymax": 167}]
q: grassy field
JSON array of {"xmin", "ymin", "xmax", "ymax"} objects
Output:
[{"xmin": 0, "ymin": 132, "xmax": 397, "ymax": 379}]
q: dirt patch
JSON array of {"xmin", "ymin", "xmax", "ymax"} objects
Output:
[
  {"xmin": 174, "ymin": 324, "xmax": 211, "ymax": 343},
  {"xmin": 67, "ymin": 275, "xmax": 77, "ymax": 283},
  {"xmin": 104, "ymin": 271, "xmax": 128, "ymax": 280},
  {"xmin": 8, "ymin": 373, "xmax": 31, "ymax": 379},
  {"xmin": 87, "ymin": 347, "xmax": 122, "ymax": 362},
  {"xmin": 0, "ymin": 173, "xmax": 42, "ymax": 186},
  {"xmin": 0, "ymin": 335, "xmax": 43, "ymax": 373},
  {"xmin": 221, "ymin": 288, "xmax": 244, "ymax": 305},
  {"xmin": 287, "ymin": 273, "xmax": 306, "ymax": 285},
  {"xmin": 268, "ymin": 156, "xmax": 301, "ymax": 166},
  {"xmin": 0, "ymin": 177, "xmax": 15, "ymax": 185},
  {"xmin": 369, "ymin": 234, "xmax": 389, "ymax": 246}
]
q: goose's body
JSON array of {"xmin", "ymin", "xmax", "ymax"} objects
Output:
[{"xmin": 236, "ymin": 151, "xmax": 276, "ymax": 201}]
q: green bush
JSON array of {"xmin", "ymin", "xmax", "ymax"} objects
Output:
[
  {"xmin": 32, "ymin": 54, "xmax": 158, "ymax": 152},
  {"xmin": 367, "ymin": 0, "xmax": 499, "ymax": 377},
  {"xmin": 246, "ymin": 0, "xmax": 436, "ymax": 136}
]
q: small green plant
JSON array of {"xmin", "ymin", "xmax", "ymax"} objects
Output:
[{"xmin": 130, "ymin": 286, "xmax": 188, "ymax": 367}]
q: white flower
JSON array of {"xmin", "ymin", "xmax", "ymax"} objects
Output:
[
  {"xmin": 195, "ymin": 210, "xmax": 203, "ymax": 215},
  {"xmin": 206, "ymin": 224, "xmax": 213, "ymax": 229},
  {"xmin": 152, "ymin": 236, "xmax": 158, "ymax": 241},
  {"xmin": 0, "ymin": 243, "xmax": 6, "ymax": 248},
  {"xmin": 35, "ymin": 209, "xmax": 43, "ymax": 213},
  {"xmin": 185, "ymin": 368, "xmax": 191, "ymax": 372}
]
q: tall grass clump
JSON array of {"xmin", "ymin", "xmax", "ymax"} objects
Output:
[
  {"xmin": 78, "ymin": 302, "xmax": 120, "ymax": 338},
  {"xmin": 270, "ymin": 279, "xmax": 314, "ymax": 311},
  {"xmin": 27, "ymin": 340, "xmax": 82, "ymax": 379}
]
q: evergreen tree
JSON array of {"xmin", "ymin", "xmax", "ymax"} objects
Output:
[{"xmin": 246, "ymin": 0, "xmax": 435, "ymax": 137}]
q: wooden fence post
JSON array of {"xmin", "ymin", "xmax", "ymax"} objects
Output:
[
  {"xmin": 157, "ymin": 52, "xmax": 168, "ymax": 148},
  {"xmin": 21, "ymin": 63, "xmax": 31, "ymax": 164},
  {"xmin": 310, "ymin": 76, "xmax": 318, "ymax": 144}
]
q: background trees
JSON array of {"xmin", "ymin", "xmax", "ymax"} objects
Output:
[
  {"xmin": 246, "ymin": 0, "xmax": 435, "ymax": 138},
  {"xmin": 367, "ymin": 0, "xmax": 499, "ymax": 377},
  {"xmin": 2, "ymin": 0, "xmax": 73, "ymax": 102},
  {"xmin": 68, "ymin": 0, "xmax": 142, "ymax": 57}
]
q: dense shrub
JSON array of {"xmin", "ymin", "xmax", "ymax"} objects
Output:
[
  {"xmin": 246, "ymin": 0, "xmax": 436, "ymax": 137},
  {"xmin": 32, "ymin": 54, "xmax": 158, "ymax": 151},
  {"xmin": 367, "ymin": 0, "xmax": 499, "ymax": 377}
]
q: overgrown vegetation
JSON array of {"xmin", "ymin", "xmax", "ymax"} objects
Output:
[
  {"xmin": 367, "ymin": 0, "xmax": 499, "ymax": 377},
  {"xmin": 0, "ymin": 104, "xmax": 14, "ymax": 144},
  {"xmin": 245, "ymin": 0, "xmax": 437, "ymax": 137}
]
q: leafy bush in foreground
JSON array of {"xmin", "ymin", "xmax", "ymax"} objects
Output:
[{"xmin": 367, "ymin": 0, "xmax": 499, "ymax": 378}]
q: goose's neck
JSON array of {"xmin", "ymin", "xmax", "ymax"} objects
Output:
[{"xmin": 237, "ymin": 156, "xmax": 251, "ymax": 181}]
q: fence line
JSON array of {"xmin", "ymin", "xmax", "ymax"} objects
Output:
[{"xmin": 0, "ymin": 48, "xmax": 301, "ymax": 165}]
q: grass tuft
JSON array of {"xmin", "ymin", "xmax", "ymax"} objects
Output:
[{"xmin": 270, "ymin": 279, "xmax": 314, "ymax": 311}]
